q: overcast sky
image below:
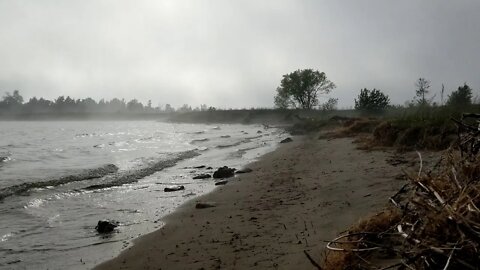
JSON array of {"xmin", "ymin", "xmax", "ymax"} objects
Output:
[{"xmin": 0, "ymin": 1, "xmax": 479, "ymax": 108}]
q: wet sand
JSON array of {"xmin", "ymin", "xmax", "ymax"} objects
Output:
[{"xmin": 95, "ymin": 136, "xmax": 409, "ymax": 269}]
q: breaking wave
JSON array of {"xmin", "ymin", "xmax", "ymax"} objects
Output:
[
  {"xmin": 84, "ymin": 150, "xmax": 199, "ymax": 190},
  {"xmin": 0, "ymin": 164, "xmax": 119, "ymax": 201}
]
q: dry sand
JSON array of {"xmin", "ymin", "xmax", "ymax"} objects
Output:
[{"xmin": 95, "ymin": 136, "xmax": 415, "ymax": 270}]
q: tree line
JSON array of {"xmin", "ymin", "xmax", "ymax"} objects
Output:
[
  {"xmin": 0, "ymin": 91, "xmax": 214, "ymax": 115},
  {"xmin": 274, "ymin": 69, "xmax": 477, "ymax": 113}
]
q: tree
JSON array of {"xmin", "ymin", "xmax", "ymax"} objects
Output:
[
  {"xmin": 446, "ymin": 83, "xmax": 473, "ymax": 107},
  {"xmin": 164, "ymin": 104, "xmax": 175, "ymax": 113},
  {"xmin": 319, "ymin": 98, "xmax": 338, "ymax": 111},
  {"xmin": 127, "ymin": 99, "xmax": 144, "ymax": 112},
  {"xmin": 415, "ymin": 77, "xmax": 431, "ymax": 105},
  {"xmin": 354, "ymin": 88, "xmax": 390, "ymax": 112},
  {"xmin": 0, "ymin": 90, "xmax": 24, "ymax": 113},
  {"xmin": 2, "ymin": 90, "xmax": 24, "ymax": 105},
  {"xmin": 274, "ymin": 69, "xmax": 335, "ymax": 109}
]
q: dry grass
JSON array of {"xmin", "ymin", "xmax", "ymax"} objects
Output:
[
  {"xmin": 323, "ymin": 209, "xmax": 401, "ymax": 270},
  {"xmin": 323, "ymin": 118, "xmax": 380, "ymax": 139}
]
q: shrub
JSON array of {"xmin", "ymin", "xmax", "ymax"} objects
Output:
[
  {"xmin": 354, "ymin": 88, "xmax": 390, "ymax": 113},
  {"xmin": 446, "ymin": 83, "xmax": 473, "ymax": 107}
]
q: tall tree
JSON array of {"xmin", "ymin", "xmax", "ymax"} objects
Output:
[
  {"xmin": 415, "ymin": 77, "xmax": 431, "ymax": 105},
  {"xmin": 274, "ymin": 69, "xmax": 335, "ymax": 109}
]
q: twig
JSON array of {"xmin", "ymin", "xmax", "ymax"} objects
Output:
[
  {"xmin": 303, "ymin": 250, "xmax": 322, "ymax": 270},
  {"xmin": 442, "ymin": 243, "xmax": 456, "ymax": 270},
  {"xmin": 416, "ymin": 151, "xmax": 423, "ymax": 179}
]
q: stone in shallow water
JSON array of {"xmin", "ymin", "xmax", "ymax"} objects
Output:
[
  {"xmin": 280, "ymin": 137, "xmax": 293, "ymax": 143},
  {"xmin": 193, "ymin": 174, "xmax": 211, "ymax": 180},
  {"xmin": 215, "ymin": 180, "xmax": 228, "ymax": 186},
  {"xmin": 213, "ymin": 166, "xmax": 235, "ymax": 178},
  {"xmin": 164, "ymin": 185, "xmax": 185, "ymax": 192},
  {"xmin": 95, "ymin": 220, "xmax": 118, "ymax": 233}
]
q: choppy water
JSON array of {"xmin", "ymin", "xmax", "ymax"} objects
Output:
[{"xmin": 0, "ymin": 121, "xmax": 286, "ymax": 270}]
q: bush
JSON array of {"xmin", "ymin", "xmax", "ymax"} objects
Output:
[
  {"xmin": 354, "ymin": 88, "xmax": 390, "ymax": 113},
  {"xmin": 446, "ymin": 83, "xmax": 473, "ymax": 107}
]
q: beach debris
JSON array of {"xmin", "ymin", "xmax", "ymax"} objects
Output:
[
  {"xmin": 280, "ymin": 137, "xmax": 293, "ymax": 143},
  {"xmin": 95, "ymin": 220, "xmax": 118, "ymax": 233},
  {"xmin": 164, "ymin": 185, "xmax": 185, "ymax": 192},
  {"xmin": 183, "ymin": 192, "xmax": 196, "ymax": 197},
  {"xmin": 215, "ymin": 180, "xmax": 228, "ymax": 186},
  {"xmin": 193, "ymin": 174, "xmax": 211, "ymax": 180},
  {"xmin": 213, "ymin": 166, "xmax": 236, "ymax": 179},
  {"xmin": 236, "ymin": 168, "xmax": 253, "ymax": 174},
  {"xmin": 323, "ymin": 114, "xmax": 480, "ymax": 269},
  {"xmin": 195, "ymin": 202, "xmax": 216, "ymax": 209}
]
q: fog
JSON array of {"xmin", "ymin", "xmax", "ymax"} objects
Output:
[{"xmin": 1, "ymin": 0, "xmax": 479, "ymax": 108}]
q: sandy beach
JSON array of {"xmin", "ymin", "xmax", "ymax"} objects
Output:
[{"xmin": 94, "ymin": 135, "xmax": 413, "ymax": 270}]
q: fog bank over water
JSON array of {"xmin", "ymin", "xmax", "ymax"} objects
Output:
[{"xmin": 1, "ymin": 1, "xmax": 479, "ymax": 108}]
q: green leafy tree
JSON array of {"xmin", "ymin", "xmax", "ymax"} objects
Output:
[
  {"xmin": 446, "ymin": 83, "xmax": 473, "ymax": 107},
  {"xmin": 415, "ymin": 77, "xmax": 431, "ymax": 105},
  {"xmin": 274, "ymin": 69, "xmax": 335, "ymax": 109},
  {"xmin": 354, "ymin": 88, "xmax": 390, "ymax": 112}
]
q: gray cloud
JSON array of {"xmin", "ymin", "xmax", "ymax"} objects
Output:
[{"xmin": 1, "ymin": 0, "xmax": 479, "ymax": 108}]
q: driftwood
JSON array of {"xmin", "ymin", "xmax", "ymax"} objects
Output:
[{"xmin": 323, "ymin": 114, "xmax": 480, "ymax": 269}]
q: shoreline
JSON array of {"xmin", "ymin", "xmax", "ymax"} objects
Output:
[{"xmin": 94, "ymin": 135, "xmax": 409, "ymax": 269}]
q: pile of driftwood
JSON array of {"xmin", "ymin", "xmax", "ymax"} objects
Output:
[{"xmin": 323, "ymin": 113, "xmax": 480, "ymax": 269}]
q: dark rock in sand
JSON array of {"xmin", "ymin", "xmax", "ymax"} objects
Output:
[
  {"xmin": 195, "ymin": 202, "xmax": 216, "ymax": 209},
  {"xmin": 193, "ymin": 165, "xmax": 206, "ymax": 169},
  {"xmin": 164, "ymin": 185, "xmax": 185, "ymax": 192},
  {"xmin": 193, "ymin": 174, "xmax": 211, "ymax": 180},
  {"xmin": 257, "ymin": 130, "xmax": 263, "ymax": 134},
  {"xmin": 236, "ymin": 168, "xmax": 253, "ymax": 174},
  {"xmin": 215, "ymin": 180, "xmax": 228, "ymax": 186},
  {"xmin": 206, "ymin": 167, "xmax": 213, "ymax": 170},
  {"xmin": 280, "ymin": 137, "xmax": 293, "ymax": 143},
  {"xmin": 96, "ymin": 220, "xmax": 118, "ymax": 233},
  {"xmin": 213, "ymin": 166, "xmax": 236, "ymax": 179}
]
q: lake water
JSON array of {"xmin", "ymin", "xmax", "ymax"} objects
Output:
[{"xmin": 0, "ymin": 121, "xmax": 286, "ymax": 269}]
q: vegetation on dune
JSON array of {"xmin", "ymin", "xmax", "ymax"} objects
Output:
[
  {"xmin": 447, "ymin": 83, "xmax": 473, "ymax": 108},
  {"xmin": 322, "ymin": 115, "xmax": 480, "ymax": 269},
  {"xmin": 354, "ymin": 88, "xmax": 390, "ymax": 113},
  {"xmin": 415, "ymin": 77, "xmax": 432, "ymax": 106}
]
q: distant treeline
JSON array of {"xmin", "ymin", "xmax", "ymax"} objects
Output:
[{"xmin": 0, "ymin": 90, "xmax": 215, "ymax": 118}]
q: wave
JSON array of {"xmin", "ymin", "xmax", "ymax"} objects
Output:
[
  {"xmin": 0, "ymin": 164, "xmax": 119, "ymax": 201},
  {"xmin": 190, "ymin": 138, "xmax": 209, "ymax": 144},
  {"xmin": 0, "ymin": 152, "xmax": 12, "ymax": 164},
  {"xmin": 216, "ymin": 137, "xmax": 254, "ymax": 149},
  {"xmin": 0, "ymin": 156, "xmax": 11, "ymax": 163},
  {"xmin": 84, "ymin": 150, "xmax": 199, "ymax": 190}
]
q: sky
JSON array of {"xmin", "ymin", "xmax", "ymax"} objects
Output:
[{"xmin": 0, "ymin": 0, "xmax": 479, "ymax": 109}]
